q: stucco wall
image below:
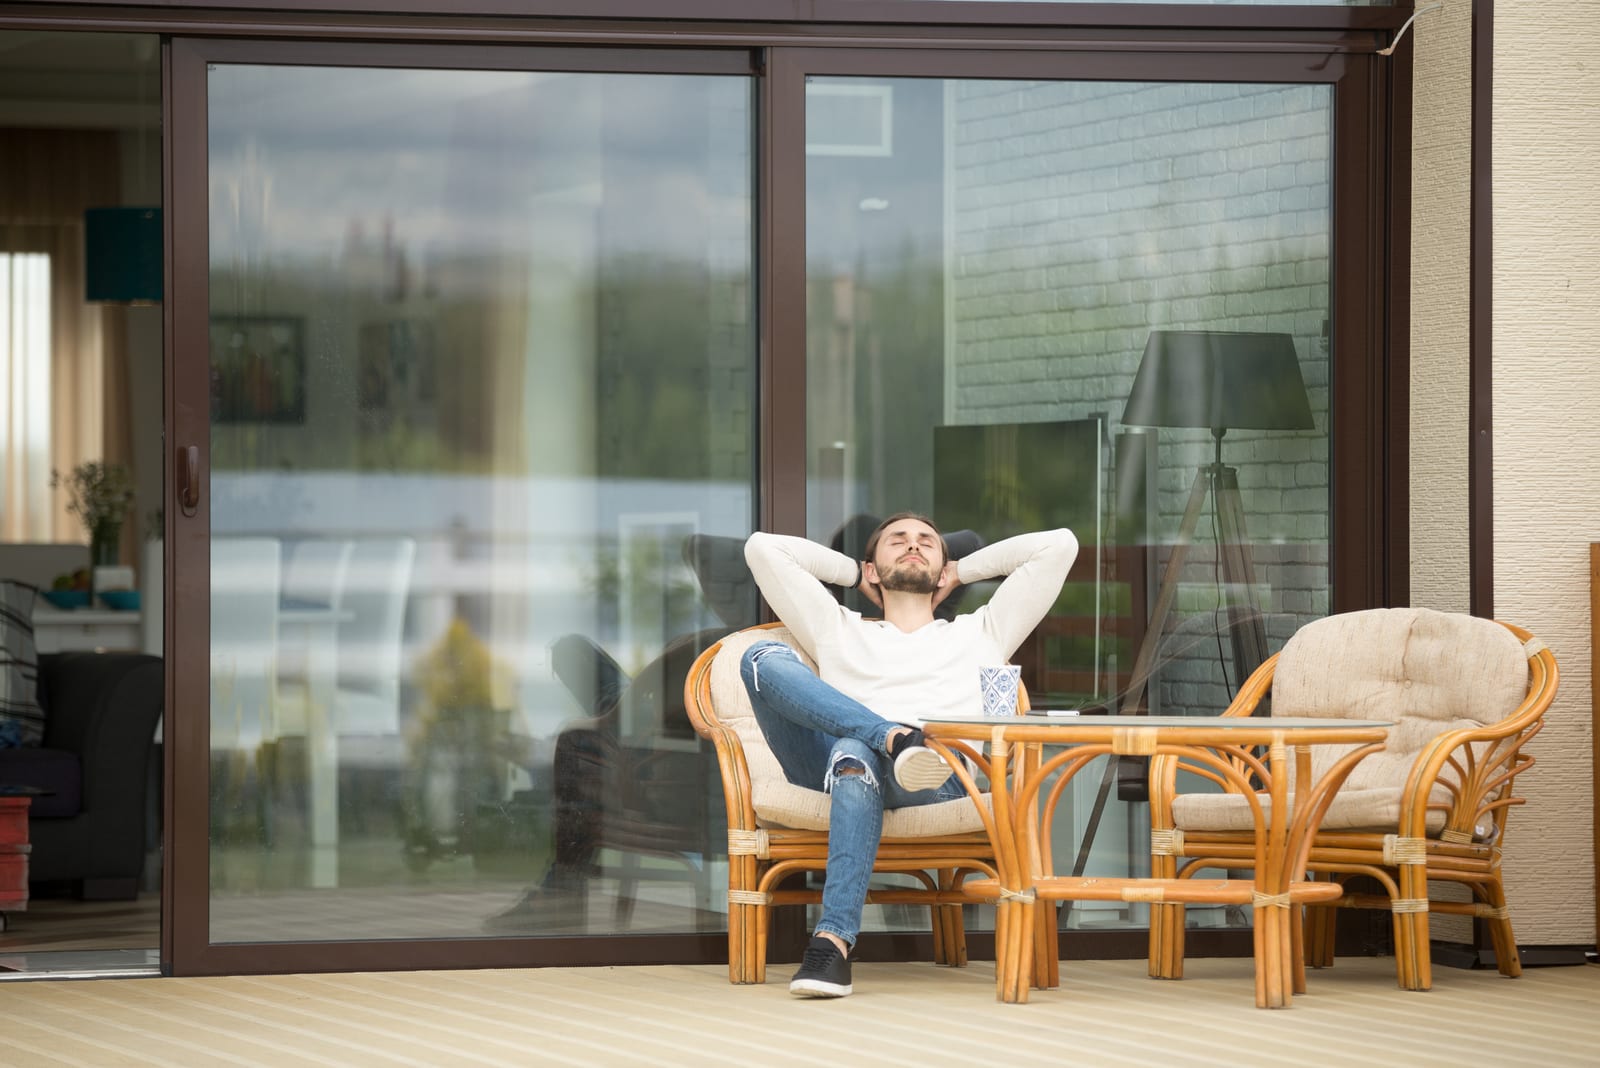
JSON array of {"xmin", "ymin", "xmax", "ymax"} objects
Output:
[
  {"xmin": 1491, "ymin": 2, "xmax": 1598, "ymax": 945},
  {"xmin": 1410, "ymin": 3, "xmax": 1472, "ymax": 615}
]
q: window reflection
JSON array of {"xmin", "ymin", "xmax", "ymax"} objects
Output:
[
  {"xmin": 806, "ymin": 76, "xmax": 1332, "ymax": 936},
  {"xmin": 206, "ymin": 65, "xmax": 753, "ymax": 941}
]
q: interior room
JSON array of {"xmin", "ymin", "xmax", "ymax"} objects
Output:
[{"xmin": 0, "ymin": 28, "xmax": 163, "ymax": 977}]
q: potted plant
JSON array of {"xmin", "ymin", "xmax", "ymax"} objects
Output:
[
  {"xmin": 402, "ymin": 618, "xmax": 520, "ymax": 869},
  {"xmin": 51, "ymin": 461, "xmax": 136, "ymax": 568}
]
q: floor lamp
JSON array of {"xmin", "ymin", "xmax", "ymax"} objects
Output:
[{"xmin": 1069, "ymin": 329, "xmax": 1315, "ymax": 880}]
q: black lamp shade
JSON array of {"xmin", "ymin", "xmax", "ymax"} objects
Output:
[
  {"xmin": 1122, "ymin": 330, "xmax": 1314, "ymax": 433},
  {"xmin": 85, "ymin": 207, "xmax": 163, "ymax": 303}
]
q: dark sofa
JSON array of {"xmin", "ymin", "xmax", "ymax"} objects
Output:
[{"xmin": 0, "ymin": 652, "xmax": 163, "ymax": 899}]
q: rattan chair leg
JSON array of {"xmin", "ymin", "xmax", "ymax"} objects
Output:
[
  {"xmin": 1149, "ymin": 902, "xmax": 1186, "ymax": 979},
  {"xmin": 751, "ymin": 903, "xmax": 771, "ymax": 986},
  {"xmin": 930, "ymin": 900, "xmax": 949, "ymax": 966},
  {"xmin": 944, "ymin": 903, "xmax": 969, "ymax": 966},
  {"xmin": 1396, "ymin": 862, "xmax": 1432, "ymax": 991},
  {"xmin": 1481, "ymin": 878, "xmax": 1521, "ymax": 978},
  {"xmin": 728, "ymin": 902, "xmax": 757, "ymax": 984}
]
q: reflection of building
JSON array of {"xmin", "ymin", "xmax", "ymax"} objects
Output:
[{"xmin": 3, "ymin": 4, "xmax": 1595, "ymax": 985}]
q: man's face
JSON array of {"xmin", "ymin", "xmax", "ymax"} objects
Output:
[{"xmin": 870, "ymin": 519, "xmax": 945, "ymax": 595}]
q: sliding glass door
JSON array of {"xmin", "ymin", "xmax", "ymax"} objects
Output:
[
  {"xmin": 169, "ymin": 41, "xmax": 756, "ymax": 972},
  {"xmin": 164, "ymin": 30, "xmax": 1395, "ymax": 976},
  {"xmin": 770, "ymin": 47, "xmax": 1387, "ymax": 956}
]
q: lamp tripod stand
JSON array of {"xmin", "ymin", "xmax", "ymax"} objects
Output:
[{"xmin": 1069, "ymin": 427, "xmax": 1269, "ymax": 880}]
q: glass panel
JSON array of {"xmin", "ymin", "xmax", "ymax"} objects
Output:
[
  {"xmin": 207, "ymin": 64, "xmax": 754, "ymax": 942},
  {"xmin": 806, "ymin": 76, "xmax": 1332, "ymax": 935}
]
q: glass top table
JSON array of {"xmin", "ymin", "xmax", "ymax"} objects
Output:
[{"xmin": 921, "ymin": 714, "xmax": 1391, "ymax": 1008}]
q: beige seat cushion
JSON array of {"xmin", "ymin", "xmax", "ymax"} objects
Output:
[
  {"xmin": 708, "ymin": 626, "xmax": 989, "ymax": 835},
  {"xmin": 1173, "ymin": 608, "xmax": 1528, "ymax": 837}
]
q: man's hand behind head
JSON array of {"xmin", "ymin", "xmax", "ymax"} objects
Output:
[
  {"xmin": 857, "ymin": 568, "xmax": 884, "ymax": 610},
  {"xmin": 930, "ymin": 561, "xmax": 961, "ymax": 610}
]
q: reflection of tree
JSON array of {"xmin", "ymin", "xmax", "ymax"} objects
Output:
[
  {"xmin": 210, "ymin": 250, "xmax": 751, "ymax": 479},
  {"xmin": 596, "ymin": 254, "xmax": 746, "ymax": 481}
]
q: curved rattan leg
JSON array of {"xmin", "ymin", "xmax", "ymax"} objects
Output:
[
  {"xmin": 1259, "ymin": 903, "xmax": 1292, "ymax": 1008},
  {"xmin": 1481, "ymin": 878, "xmax": 1522, "ymax": 978},
  {"xmin": 995, "ymin": 898, "xmax": 1031, "ymax": 1003},
  {"xmin": 1012, "ymin": 896, "xmax": 1036, "ymax": 1003}
]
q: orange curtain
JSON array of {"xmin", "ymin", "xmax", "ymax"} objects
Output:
[{"xmin": 0, "ymin": 128, "xmax": 125, "ymax": 545}]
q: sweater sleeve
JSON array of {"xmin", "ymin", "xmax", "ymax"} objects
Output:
[
  {"xmin": 743, "ymin": 532, "xmax": 857, "ymax": 656},
  {"xmin": 955, "ymin": 528, "xmax": 1080, "ymax": 659}
]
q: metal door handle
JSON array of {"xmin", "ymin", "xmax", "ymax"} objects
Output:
[{"xmin": 178, "ymin": 444, "xmax": 199, "ymax": 517}]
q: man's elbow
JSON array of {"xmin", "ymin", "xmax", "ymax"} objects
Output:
[
  {"xmin": 745, "ymin": 530, "xmax": 783, "ymax": 570},
  {"xmin": 1047, "ymin": 528, "xmax": 1080, "ymax": 570}
]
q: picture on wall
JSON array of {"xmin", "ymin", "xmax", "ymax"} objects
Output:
[{"xmin": 209, "ymin": 315, "xmax": 307, "ymax": 424}]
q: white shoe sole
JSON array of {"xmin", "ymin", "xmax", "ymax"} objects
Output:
[
  {"xmin": 790, "ymin": 978, "xmax": 852, "ymax": 998},
  {"xmin": 893, "ymin": 746, "xmax": 952, "ymax": 791}
]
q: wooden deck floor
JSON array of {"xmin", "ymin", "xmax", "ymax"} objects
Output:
[{"xmin": 2, "ymin": 955, "xmax": 1597, "ymax": 1067}]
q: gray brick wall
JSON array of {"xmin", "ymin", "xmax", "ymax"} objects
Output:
[{"xmin": 947, "ymin": 79, "xmax": 1333, "ymax": 714}]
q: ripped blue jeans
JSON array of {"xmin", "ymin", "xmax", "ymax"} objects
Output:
[{"xmin": 740, "ymin": 640, "xmax": 963, "ymax": 947}]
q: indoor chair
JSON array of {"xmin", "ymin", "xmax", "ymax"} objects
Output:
[
  {"xmin": 684, "ymin": 622, "xmax": 1002, "ymax": 985},
  {"xmin": 1147, "ymin": 607, "xmax": 1558, "ymax": 992}
]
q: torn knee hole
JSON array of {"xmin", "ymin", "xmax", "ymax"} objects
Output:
[{"xmin": 823, "ymin": 754, "xmax": 879, "ymax": 794}]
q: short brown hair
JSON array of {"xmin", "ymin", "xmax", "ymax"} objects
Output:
[{"xmin": 862, "ymin": 511, "xmax": 948, "ymax": 568}]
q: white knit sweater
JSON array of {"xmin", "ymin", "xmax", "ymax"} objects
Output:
[{"xmin": 743, "ymin": 528, "xmax": 1079, "ymax": 725}]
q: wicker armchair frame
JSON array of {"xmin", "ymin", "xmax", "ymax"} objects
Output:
[
  {"xmin": 683, "ymin": 622, "xmax": 1006, "ymax": 985},
  {"xmin": 1147, "ymin": 618, "xmax": 1558, "ymax": 992}
]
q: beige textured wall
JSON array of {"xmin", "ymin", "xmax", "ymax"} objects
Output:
[
  {"xmin": 1410, "ymin": 3, "xmax": 1472, "ymax": 615},
  {"xmin": 1491, "ymin": 1, "xmax": 1598, "ymax": 945},
  {"xmin": 1408, "ymin": 4, "xmax": 1475, "ymax": 943}
]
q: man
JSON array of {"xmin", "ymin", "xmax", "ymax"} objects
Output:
[{"xmin": 742, "ymin": 513, "xmax": 1078, "ymax": 997}]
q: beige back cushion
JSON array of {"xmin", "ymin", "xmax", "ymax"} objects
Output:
[
  {"xmin": 1276, "ymin": 607, "xmax": 1528, "ymax": 788},
  {"xmin": 1173, "ymin": 608, "xmax": 1529, "ymax": 834},
  {"xmin": 708, "ymin": 626, "xmax": 987, "ymax": 836}
]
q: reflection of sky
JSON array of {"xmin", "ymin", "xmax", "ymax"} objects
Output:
[{"xmin": 208, "ymin": 65, "xmax": 751, "ymax": 266}]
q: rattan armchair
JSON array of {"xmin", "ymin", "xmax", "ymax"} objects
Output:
[
  {"xmin": 1148, "ymin": 608, "xmax": 1558, "ymax": 992},
  {"xmin": 683, "ymin": 622, "xmax": 1001, "ymax": 985}
]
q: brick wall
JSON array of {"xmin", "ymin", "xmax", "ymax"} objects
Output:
[{"xmin": 947, "ymin": 79, "xmax": 1333, "ymax": 714}]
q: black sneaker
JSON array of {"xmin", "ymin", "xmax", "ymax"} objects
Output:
[
  {"xmin": 790, "ymin": 935, "xmax": 853, "ymax": 998},
  {"xmin": 886, "ymin": 728, "xmax": 951, "ymax": 791}
]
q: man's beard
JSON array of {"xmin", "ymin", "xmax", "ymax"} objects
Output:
[{"xmin": 878, "ymin": 559, "xmax": 940, "ymax": 595}]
